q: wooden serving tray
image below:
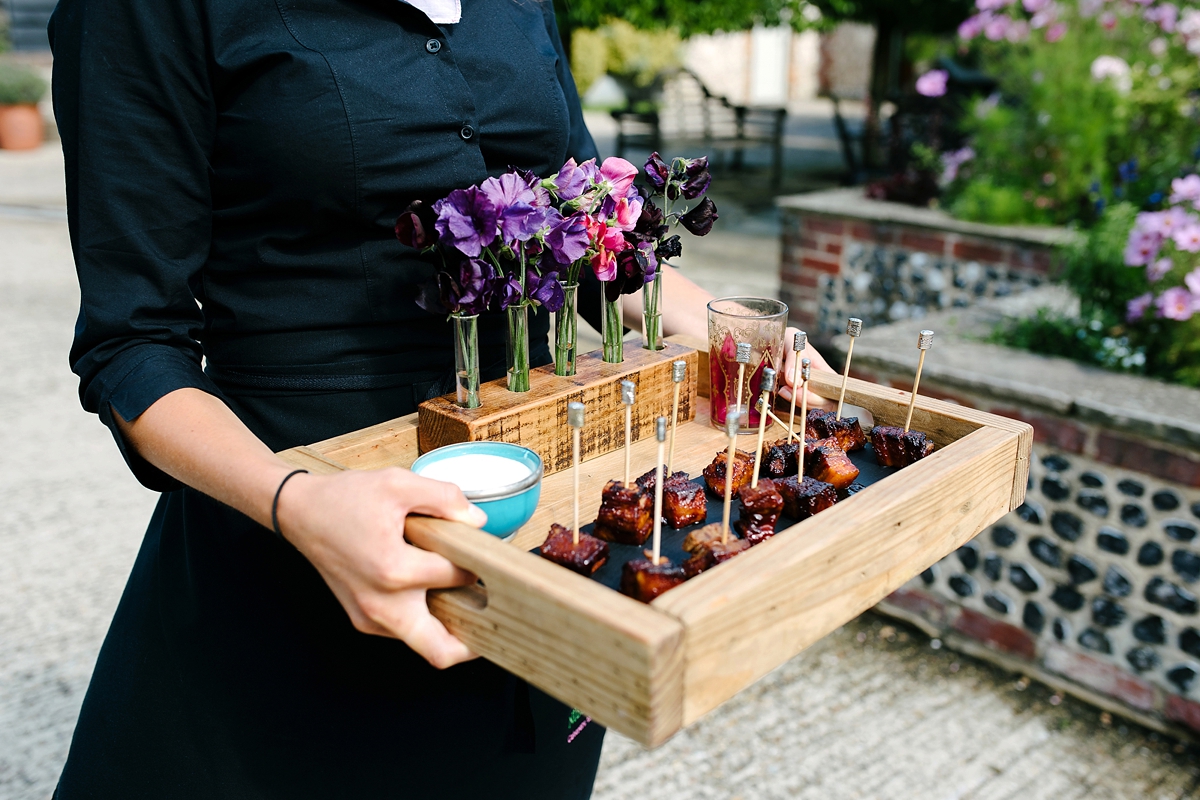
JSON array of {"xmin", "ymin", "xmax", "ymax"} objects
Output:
[{"xmin": 278, "ymin": 335, "xmax": 1032, "ymax": 747}]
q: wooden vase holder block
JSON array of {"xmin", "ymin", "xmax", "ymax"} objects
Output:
[
  {"xmin": 279, "ymin": 334, "xmax": 1032, "ymax": 747},
  {"xmin": 417, "ymin": 340, "xmax": 699, "ymax": 475}
]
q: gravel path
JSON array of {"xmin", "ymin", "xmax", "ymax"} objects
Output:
[{"xmin": 3, "ymin": 144, "xmax": 1199, "ymax": 800}]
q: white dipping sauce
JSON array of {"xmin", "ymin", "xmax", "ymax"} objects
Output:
[{"xmin": 416, "ymin": 453, "xmax": 533, "ymax": 493}]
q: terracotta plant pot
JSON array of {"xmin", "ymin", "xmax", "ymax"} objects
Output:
[{"xmin": 0, "ymin": 105, "xmax": 45, "ymax": 150}]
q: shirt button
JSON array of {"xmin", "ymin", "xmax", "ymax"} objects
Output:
[
  {"xmin": 460, "ymin": 124, "xmax": 475, "ymax": 141},
  {"xmin": 425, "ymin": 38, "xmax": 442, "ymax": 54}
]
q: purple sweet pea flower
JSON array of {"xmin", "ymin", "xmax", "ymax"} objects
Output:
[
  {"xmin": 679, "ymin": 197, "xmax": 719, "ymax": 236},
  {"xmin": 644, "ymin": 152, "xmax": 670, "ymax": 190},
  {"xmin": 526, "ymin": 268, "xmax": 566, "ymax": 313},
  {"xmin": 481, "ymin": 172, "xmax": 550, "ymax": 246},
  {"xmin": 1127, "ymin": 292, "xmax": 1154, "ymax": 321},
  {"xmin": 545, "ymin": 211, "xmax": 591, "ymax": 266},
  {"xmin": 916, "ymin": 70, "xmax": 949, "ymax": 98},
  {"xmin": 552, "ymin": 158, "xmax": 592, "ymax": 201},
  {"xmin": 433, "ymin": 257, "xmax": 496, "ymax": 316},
  {"xmin": 510, "ymin": 166, "xmax": 553, "ymax": 207},
  {"xmin": 491, "ymin": 272, "xmax": 523, "ymax": 311},
  {"xmin": 434, "ymin": 187, "xmax": 500, "ymax": 258}
]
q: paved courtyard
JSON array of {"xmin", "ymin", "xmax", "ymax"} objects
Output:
[{"xmin": 3, "ymin": 140, "xmax": 1200, "ymax": 799}]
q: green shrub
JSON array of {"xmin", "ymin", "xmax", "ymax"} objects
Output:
[
  {"xmin": 0, "ymin": 62, "xmax": 48, "ymax": 106},
  {"xmin": 570, "ymin": 20, "xmax": 682, "ymax": 101}
]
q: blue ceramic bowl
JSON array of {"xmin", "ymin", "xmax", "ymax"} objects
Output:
[{"xmin": 411, "ymin": 442, "xmax": 543, "ymax": 540}]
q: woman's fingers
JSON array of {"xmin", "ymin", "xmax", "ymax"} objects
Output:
[
  {"xmin": 402, "ymin": 472, "xmax": 488, "ymax": 528},
  {"xmin": 400, "ymin": 607, "xmax": 479, "ymax": 669},
  {"xmin": 393, "ymin": 544, "xmax": 478, "ymax": 590}
]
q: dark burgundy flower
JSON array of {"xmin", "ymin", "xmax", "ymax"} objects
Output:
[
  {"xmin": 656, "ymin": 234, "xmax": 682, "ymax": 260},
  {"xmin": 644, "ymin": 152, "xmax": 670, "ymax": 190},
  {"xmin": 606, "ymin": 247, "xmax": 652, "ymax": 302},
  {"xmin": 527, "ymin": 268, "xmax": 565, "ymax": 313},
  {"xmin": 633, "ymin": 198, "xmax": 669, "ymax": 242},
  {"xmin": 679, "ymin": 197, "xmax": 719, "ymax": 236},
  {"xmin": 679, "ymin": 156, "xmax": 712, "ymax": 199},
  {"xmin": 395, "ymin": 200, "xmax": 439, "ymax": 249}
]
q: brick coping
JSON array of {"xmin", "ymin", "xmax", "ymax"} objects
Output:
[
  {"xmin": 828, "ymin": 289, "xmax": 1200, "ymax": 454},
  {"xmin": 777, "ymin": 187, "xmax": 1079, "ymax": 249}
]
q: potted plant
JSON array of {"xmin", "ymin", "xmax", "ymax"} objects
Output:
[{"xmin": 0, "ymin": 62, "xmax": 47, "ymax": 150}]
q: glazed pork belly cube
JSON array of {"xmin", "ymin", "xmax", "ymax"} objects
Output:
[
  {"xmin": 807, "ymin": 442, "xmax": 861, "ymax": 490},
  {"xmin": 538, "ymin": 524, "xmax": 610, "ymax": 577},
  {"xmin": 593, "ymin": 481, "xmax": 653, "ymax": 545},
  {"xmin": 761, "ymin": 439, "xmax": 801, "ymax": 479},
  {"xmin": 734, "ymin": 479, "xmax": 785, "ymax": 545},
  {"xmin": 637, "ymin": 467, "xmax": 708, "ymax": 529},
  {"xmin": 681, "ymin": 523, "xmax": 752, "ymax": 576},
  {"xmin": 620, "ymin": 558, "xmax": 688, "ymax": 603},
  {"xmin": 683, "ymin": 522, "xmax": 727, "ymax": 556},
  {"xmin": 806, "ymin": 408, "xmax": 867, "ymax": 452},
  {"xmin": 702, "ymin": 449, "xmax": 755, "ymax": 496},
  {"xmin": 871, "ymin": 425, "xmax": 935, "ymax": 468},
  {"xmin": 776, "ymin": 475, "xmax": 838, "ymax": 520}
]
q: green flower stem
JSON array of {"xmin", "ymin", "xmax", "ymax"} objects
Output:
[
  {"xmin": 642, "ymin": 271, "xmax": 663, "ymax": 351},
  {"xmin": 507, "ymin": 301, "xmax": 531, "ymax": 393},
  {"xmin": 452, "ymin": 313, "xmax": 481, "ymax": 409},
  {"xmin": 602, "ymin": 285, "xmax": 623, "ymax": 363},
  {"xmin": 554, "ymin": 282, "xmax": 579, "ymax": 376}
]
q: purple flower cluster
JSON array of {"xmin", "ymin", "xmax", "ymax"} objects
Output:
[
  {"xmin": 1124, "ymin": 173, "xmax": 1200, "ymax": 322},
  {"xmin": 959, "ymin": 0, "xmax": 1199, "ymax": 50}
]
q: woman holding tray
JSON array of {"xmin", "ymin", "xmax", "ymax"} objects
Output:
[{"xmin": 50, "ymin": 0, "xmax": 828, "ymax": 796}]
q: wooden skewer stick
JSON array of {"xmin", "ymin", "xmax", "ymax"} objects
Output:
[
  {"xmin": 734, "ymin": 342, "xmax": 751, "ymax": 431},
  {"xmin": 721, "ymin": 407, "xmax": 742, "ymax": 545},
  {"xmin": 798, "ymin": 359, "xmax": 811, "ymax": 478},
  {"xmin": 904, "ymin": 330, "xmax": 935, "ymax": 432},
  {"xmin": 652, "ymin": 417, "xmax": 667, "ymax": 565},
  {"xmin": 787, "ymin": 331, "xmax": 806, "ymax": 443},
  {"xmin": 751, "ymin": 368, "xmax": 776, "ymax": 488},
  {"xmin": 835, "ymin": 318, "xmax": 863, "ymax": 420},
  {"xmin": 621, "ymin": 379, "xmax": 635, "ymax": 486},
  {"xmin": 567, "ymin": 402, "xmax": 585, "ymax": 546},
  {"xmin": 667, "ymin": 360, "xmax": 686, "ymax": 474},
  {"xmin": 756, "ymin": 396, "xmax": 789, "ymax": 433}
]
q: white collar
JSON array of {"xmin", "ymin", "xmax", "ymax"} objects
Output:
[{"xmin": 403, "ymin": 0, "xmax": 461, "ymax": 24}]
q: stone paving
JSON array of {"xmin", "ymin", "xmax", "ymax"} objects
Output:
[{"xmin": 4, "ymin": 143, "xmax": 1200, "ymax": 800}]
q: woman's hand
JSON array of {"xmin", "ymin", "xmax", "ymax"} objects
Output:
[
  {"xmin": 275, "ymin": 468, "xmax": 486, "ymax": 669},
  {"xmin": 777, "ymin": 326, "xmax": 836, "ymax": 409}
]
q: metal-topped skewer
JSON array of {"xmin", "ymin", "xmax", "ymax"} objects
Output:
[
  {"xmin": 904, "ymin": 330, "xmax": 935, "ymax": 432},
  {"xmin": 835, "ymin": 318, "xmax": 863, "ymax": 420},
  {"xmin": 721, "ymin": 407, "xmax": 744, "ymax": 545},
  {"xmin": 668, "ymin": 360, "xmax": 687, "ymax": 474},
  {"xmin": 568, "ymin": 402, "xmax": 585, "ymax": 546},
  {"xmin": 621, "ymin": 379, "xmax": 635, "ymax": 485},
  {"xmin": 651, "ymin": 417, "xmax": 667, "ymax": 565},
  {"xmin": 798, "ymin": 359, "xmax": 811, "ymax": 477},
  {"xmin": 734, "ymin": 342, "xmax": 751, "ymax": 430},
  {"xmin": 787, "ymin": 331, "xmax": 806, "ymax": 443},
  {"xmin": 751, "ymin": 368, "xmax": 776, "ymax": 488}
]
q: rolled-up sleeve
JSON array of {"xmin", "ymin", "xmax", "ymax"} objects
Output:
[{"xmin": 51, "ymin": 0, "xmax": 222, "ymax": 491}]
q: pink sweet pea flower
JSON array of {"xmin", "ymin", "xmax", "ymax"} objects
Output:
[
  {"xmin": 1045, "ymin": 22, "xmax": 1068, "ymax": 41},
  {"xmin": 1170, "ymin": 174, "xmax": 1200, "ymax": 205},
  {"xmin": 598, "ymin": 157, "xmax": 638, "ymax": 198},
  {"xmin": 1022, "ymin": 0, "xmax": 1052, "ymax": 11},
  {"xmin": 1172, "ymin": 224, "xmax": 1200, "ymax": 253},
  {"xmin": 959, "ymin": 13, "xmax": 988, "ymax": 40},
  {"xmin": 1156, "ymin": 286, "xmax": 1197, "ymax": 320},
  {"xmin": 1148, "ymin": 257, "xmax": 1174, "ymax": 282},
  {"xmin": 916, "ymin": 70, "xmax": 949, "ymax": 98},
  {"xmin": 984, "ymin": 15, "xmax": 1011, "ymax": 40},
  {"xmin": 1127, "ymin": 292, "xmax": 1154, "ymax": 321}
]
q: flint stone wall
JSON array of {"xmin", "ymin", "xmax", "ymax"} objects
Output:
[{"xmin": 776, "ymin": 189, "xmax": 1200, "ymax": 738}]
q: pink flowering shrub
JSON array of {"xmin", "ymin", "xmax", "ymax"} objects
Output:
[{"xmin": 1123, "ymin": 177, "xmax": 1200, "ymax": 328}]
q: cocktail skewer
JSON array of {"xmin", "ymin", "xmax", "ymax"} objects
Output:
[
  {"xmin": 734, "ymin": 342, "xmax": 751, "ymax": 430},
  {"xmin": 755, "ymin": 397, "xmax": 789, "ymax": 432},
  {"xmin": 721, "ymin": 407, "xmax": 742, "ymax": 545},
  {"xmin": 798, "ymin": 359, "xmax": 811, "ymax": 477},
  {"xmin": 787, "ymin": 331, "xmax": 806, "ymax": 443},
  {"xmin": 621, "ymin": 379, "xmax": 635, "ymax": 486},
  {"xmin": 568, "ymin": 402, "xmax": 585, "ymax": 546},
  {"xmin": 751, "ymin": 368, "xmax": 777, "ymax": 488},
  {"xmin": 904, "ymin": 330, "xmax": 934, "ymax": 432},
  {"xmin": 835, "ymin": 318, "xmax": 863, "ymax": 420},
  {"xmin": 651, "ymin": 416, "xmax": 667, "ymax": 565},
  {"xmin": 668, "ymin": 360, "xmax": 686, "ymax": 474}
]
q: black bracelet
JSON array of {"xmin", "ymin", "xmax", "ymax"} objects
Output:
[{"xmin": 272, "ymin": 469, "xmax": 309, "ymax": 539}]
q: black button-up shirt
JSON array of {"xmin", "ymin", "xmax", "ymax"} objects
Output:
[{"xmin": 52, "ymin": 0, "xmax": 599, "ymax": 488}]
